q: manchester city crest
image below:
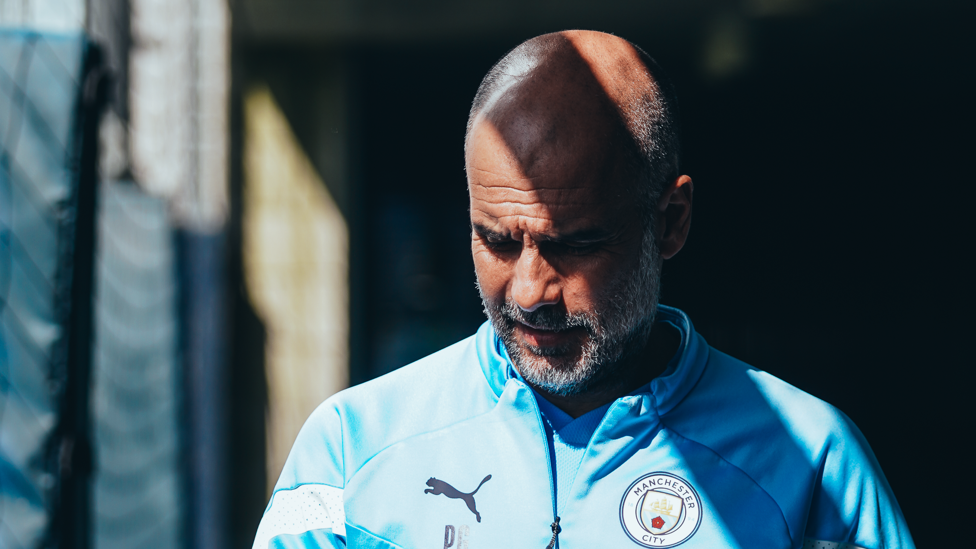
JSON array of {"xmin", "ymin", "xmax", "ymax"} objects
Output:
[{"xmin": 619, "ymin": 472, "xmax": 702, "ymax": 547}]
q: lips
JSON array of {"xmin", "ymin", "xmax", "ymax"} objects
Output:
[{"xmin": 516, "ymin": 322, "xmax": 585, "ymax": 349}]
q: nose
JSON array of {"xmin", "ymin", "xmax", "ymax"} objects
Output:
[{"xmin": 511, "ymin": 245, "xmax": 560, "ymax": 312}]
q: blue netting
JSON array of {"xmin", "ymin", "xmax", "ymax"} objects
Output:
[
  {"xmin": 90, "ymin": 180, "xmax": 182, "ymax": 549},
  {"xmin": 0, "ymin": 29, "xmax": 90, "ymax": 549}
]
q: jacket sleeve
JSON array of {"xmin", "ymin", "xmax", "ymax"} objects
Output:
[
  {"xmin": 252, "ymin": 401, "xmax": 347, "ymax": 549},
  {"xmin": 802, "ymin": 411, "xmax": 915, "ymax": 549}
]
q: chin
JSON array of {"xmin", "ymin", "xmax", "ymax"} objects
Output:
[{"xmin": 509, "ymin": 340, "xmax": 606, "ymax": 396}]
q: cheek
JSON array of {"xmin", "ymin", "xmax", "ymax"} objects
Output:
[
  {"xmin": 559, "ymin": 256, "xmax": 636, "ymax": 312},
  {"xmin": 559, "ymin": 274, "xmax": 598, "ymax": 313},
  {"xmin": 472, "ymin": 245, "xmax": 511, "ymax": 298}
]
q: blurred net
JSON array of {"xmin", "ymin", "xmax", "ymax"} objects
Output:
[
  {"xmin": 90, "ymin": 180, "xmax": 181, "ymax": 549},
  {"xmin": 0, "ymin": 29, "xmax": 90, "ymax": 548}
]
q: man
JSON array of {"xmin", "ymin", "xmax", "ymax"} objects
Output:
[{"xmin": 253, "ymin": 31, "xmax": 914, "ymax": 549}]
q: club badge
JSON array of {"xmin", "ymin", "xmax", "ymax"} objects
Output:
[{"xmin": 619, "ymin": 472, "xmax": 702, "ymax": 547}]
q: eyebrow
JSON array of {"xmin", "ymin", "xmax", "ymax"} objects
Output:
[
  {"xmin": 471, "ymin": 223, "xmax": 508, "ymax": 241},
  {"xmin": 471, "ymin": 222, "xmax": 614, "ymax": 244}
]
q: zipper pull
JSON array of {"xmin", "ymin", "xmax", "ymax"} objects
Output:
[{"xmin": 545, "ymin": 516, "xmax": 561, "ymax": 549}]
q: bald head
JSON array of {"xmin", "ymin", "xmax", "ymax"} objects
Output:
[{"xmin": 465, "ymin": 31, "xmax": 681, "ymax": 221}]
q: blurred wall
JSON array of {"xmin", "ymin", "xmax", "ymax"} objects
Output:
[
  {"xmin": 242, "ymin": 85, "xmax": 349, "ymax": 497},
  {"xmin": 0, "ymin": 0, "xmax": 85, "ymax": 30}
]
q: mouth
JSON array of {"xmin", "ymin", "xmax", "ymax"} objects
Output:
[{"xmin": 515, "ymin": 321, "xmax": 586, "ymax": 350}]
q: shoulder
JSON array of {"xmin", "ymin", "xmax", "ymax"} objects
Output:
[
  {"xmin": 276, "ymin": 329, "xmax": 500, "ymax": 491},
  {"xmin": 667, "ymin": 346, "xmax": 860, "ymax": 458},
  {"xmin": 664, "ymin": 345, "xmax": 911, "ymax": 546},
  {"xmin": 335, "ymin": 331, "xmax": 484, "ymax": 414}
]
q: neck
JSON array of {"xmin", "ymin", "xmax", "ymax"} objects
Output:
[{"xmin": 532, "ymin": 321, "xmax": 680, "ymax": 418}]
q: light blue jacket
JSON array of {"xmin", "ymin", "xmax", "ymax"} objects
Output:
[{"xmin": 253, "ymin": 306, "xmax": 914, "ymax": 549}]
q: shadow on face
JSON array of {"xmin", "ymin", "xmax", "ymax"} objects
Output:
[{"xmin": 466, "ymin": 31, "xmax": 664, "ymax": 315}]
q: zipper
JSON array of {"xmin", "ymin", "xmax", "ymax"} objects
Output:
[
  {"xmin": 545, "ymin": 517, "xmax": 561, "ymax": 549},
  {"xmin": 523, "ymin": 381, "xmax": 561, "ymax": 549}
]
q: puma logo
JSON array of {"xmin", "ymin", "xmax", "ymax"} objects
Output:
[{"xmin": 424, "ymin": 475, "xmax": 492, "ymax": 522}]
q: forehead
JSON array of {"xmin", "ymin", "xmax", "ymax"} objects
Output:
[{"xmin": 466, "ymin": 117, "xmax": 636, "ymax": 235}]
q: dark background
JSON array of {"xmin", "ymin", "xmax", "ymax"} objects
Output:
[{"xmin": 232, "ymin": 1, "xmax": 975, "ymax": 546}]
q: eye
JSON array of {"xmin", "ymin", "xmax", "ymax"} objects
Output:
[
  {"xmin": 481, "ymin": 236, "xmax": 520, "ymax": 253},
  {"xmin": 543, "ymin": 241, "xmax": 598, "ymax": 256}
]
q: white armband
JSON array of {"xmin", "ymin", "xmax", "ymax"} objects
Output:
[{"xmin": 252, "ymin": 484, "xmax": 346, "ymax": 549}]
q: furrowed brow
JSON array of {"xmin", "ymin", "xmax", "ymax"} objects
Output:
[
  {"xmin": 536, "ymin": 227, "xmax": 615, "ymax": 244},
  {"xmin": 472, "ymin": 222, "xmax": 616, "ymax": 243}
]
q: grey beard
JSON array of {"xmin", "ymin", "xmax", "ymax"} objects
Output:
[{"xmin": 479, "ymin": 231, "xmax": 662, "ymax": 396}]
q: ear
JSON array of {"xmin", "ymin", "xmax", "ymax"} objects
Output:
[{"xmin": 655, "ymin": 175, "xmax": 693, "ymax": 260}]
